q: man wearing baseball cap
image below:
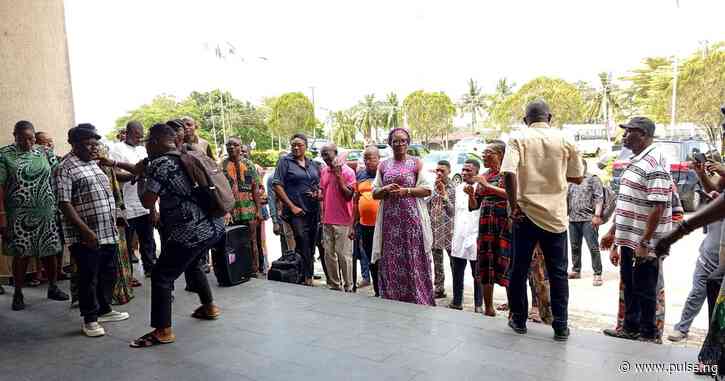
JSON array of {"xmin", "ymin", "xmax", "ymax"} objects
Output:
[{"xmin": 601, "ymin": 116, "xmax": 673, "ymax": 343}]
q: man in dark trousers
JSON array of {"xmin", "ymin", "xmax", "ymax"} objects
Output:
[
  {"xmin": 129, "ymin": 123, "xmax": 224, "ymax": 348},
  {"xmin": 502, "ymin": 100, "xmax": 584, "ymax": 341}
]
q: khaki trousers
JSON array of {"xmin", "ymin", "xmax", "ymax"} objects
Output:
[{"xmin": 323, "ymin": 224, "xmax": 352, "ymax": 290}]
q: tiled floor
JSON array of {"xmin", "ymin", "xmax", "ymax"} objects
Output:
[{"xmin": 0, "ymin": 278, "xmax": 702, "ymax": 380}]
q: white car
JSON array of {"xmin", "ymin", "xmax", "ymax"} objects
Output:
[
  {"xmin": 422, "ymin": 151, "xmax": 482, "ymax": 186},
  {"xmin": 452, "ymin": 138, "xmax": 486, "ymax": 155}
]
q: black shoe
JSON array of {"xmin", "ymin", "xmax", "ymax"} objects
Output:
[
  {"xmin": 47, "ymin": 285, "xmax": 70, "ymax": 301},
  {"xmin": 435, "ymin": 291, "xmax": 447, "ymax": 299},
  {"xmin": 202, "ymin": 264, "xmax": 211, "ymax": 274},
  {"xmin": 554, "ymin": 327, "xmax": 570, "ymax": 341},
  {"xmin": 602, "ymin": 328, "xmax": 639, "ymax": 340},
  {"xmin": 0, "ymin": 285, "xmax": 4, "ymax": 295},
  {"xmin": 12, "ymin": 292, "xmax": 25, "ymax": 311},
  {"xmin": 130, "ymin": 256, "xmax": 139, "ymax": 264},
  {"xmin": 448, "ymin": 303, "xmax": 463, "ymax": 310},
  {"xmin": 508, "ymin": 319, "xmax": 527, "ymax": 334},
  {"xmin": 144, "ymin": 271, "xmax": 152, "ymax": 278}
]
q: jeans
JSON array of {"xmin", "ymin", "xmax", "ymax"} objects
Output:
[
  {"xmin": 451, "ymin": 257, "xmax": 482, "ymax": 307},
  {"xmin": 620, "ymin": 247, "xmax": 659, "ymax": 339},
  {"xmin": 151, "ymin": 236, "xmax": 220, "ymax": 329},
  {"xmin": 70, "ymin": 243, "xmax": 118, "ymax": 323},
  {"xmin": 508, "ymin": 216, "xmax": 569, "ymax": 331},
  {"xmin": 353, "ymin": 224, "xmax": 371, "ymax": 281},
  {"xmin": 674, "ymin": 258, "xmax": 717, "ymax": 333},
  {"xmin": 287, "ymin": 212, "xmax": 320, "ymax": 279},
  {"xmin": 569, "ymin": 221, "xmax": 602, "ymax": 275},
  {"xmin": 360, "ymin": 225, "xmax": 379, "ymax": 296},
  {"xmin": 126, "ymin": 214, "xmax": 157, "ymax": 273}
]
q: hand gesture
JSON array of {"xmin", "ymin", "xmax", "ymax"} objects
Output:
[
  {"xmin": 591, "ymin": 215, "xmax": 603, "ymax": 228},
  {"xmin": 474, "ymin": 175, "xmax": 489, "ymax": 187},
  {"xmin": 691, "ymin": 161, "xmax": 706, "ymax": 176},
  {"xmin": 609, "ymin": 246, "xmax": 620, "ymax": 266},
  {"xmin": 386, "ymin": 183, "xmax": 401, "ymax": 197},
  {"xmin": 435, "ymin": 179, "xmax": 445, "ymax": 194},
  {"xmin": 600, "ymin": 232, "xmax": 615, "ymax": 251},
  {"xmin": 705, "ymin": 161, "xmax": 725, "ymax": 177},
  {"xmin": 290, "ymin": 205, "xmax": 305, "ymax": 216},
  {"xmin": 97, "ymin": 157, "xmax": 114, "ymax": 167},
  {"xmin": 80, "ymin": 228, "xmax": 98, "ymax": 250},
  {"xmin": 464, "ymin": 184, "xmax": 475, "ymax": 197},
  {"xmin": 509, "ymin": 205, "xmax": 525, "ymax": 222}
]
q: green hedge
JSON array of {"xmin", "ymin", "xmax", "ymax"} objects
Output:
[{"xmin": 250, "ymin": 150, "xmax": 283, "ymax": 168}]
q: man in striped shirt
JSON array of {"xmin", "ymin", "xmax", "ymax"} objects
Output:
[{"xmin": 601, "ymin": 116, "xmax": 672, "ymax": 343}]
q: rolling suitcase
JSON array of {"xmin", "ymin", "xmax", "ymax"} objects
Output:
[
  {"xmin": 212, "ymin": 225, "xmax": 253, "ymax": 286},
  {"xmin": 268, "ymin": 250, "xmax": 304, "ymax": 284}
]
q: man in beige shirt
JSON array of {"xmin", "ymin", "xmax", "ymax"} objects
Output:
[
  {"xmin": 182, "ymin": 117, "xmax": 215, "ymax": 160},
  {"xmin": 501, "ymin": 100, "xmax": 584, "ymax": 341}
]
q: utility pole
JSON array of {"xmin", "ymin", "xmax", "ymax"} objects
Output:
[
  {"xmin": 670, "ymin": 56, "xmax": 678, "ymax": 129},
  {"xmin": 309, "ymin": 86, "xmax": 316, "ymax": 139}
]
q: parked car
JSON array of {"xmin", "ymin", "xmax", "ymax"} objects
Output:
[
  {"xmin": 452, "ymin": 137, "xmax": 486, "ymax": 154},
  {"xmin": 309, "ymin": 138, "xmax": 331, "ymax": 157},
  {"xmin": 610, "ymin": 139, "xmax": 714, "ymax": 211},
  {"xmin": 407, "ymin": 144, "xmax": 429, "ymax": 157},
  {"xmin": 422, "ymin": 150, "xmax": 482, "ymax": 186}
]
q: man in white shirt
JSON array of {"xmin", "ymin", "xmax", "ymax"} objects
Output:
[
  {"xmin": 110, "ymin": 121, "xmax": 158, "ymax": 278},
  {"xmin": 449, "ymin": 159, "xmax": 483, "ymax": 312}
]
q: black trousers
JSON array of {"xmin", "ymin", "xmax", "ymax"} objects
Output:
[
  {"xmin": 126, "ymin": 214, "xmax": 157, "ymax": 272},
  {"xmin": 287, "ymin": 212, "xmax": 320, "ymax": 279},
  {"xmin": 70, "ymin": 243, "xmax": 118, "ymax": 323},
  {"xmin": 151, "ymin": 236, "xmax": 220, "ymax": 329},
  {"xmin": 620, "ymin": 247, "xmax": 659, "ymax": 339},
  {"xmin": 451, "ymin": 257, "xmax": 482, "ymax": 307},
  {"xmin": 508, "ymin": 216, "xmax": 569, "ymax": 331},
  {"xmin": 360, "ymin": 225, "xmax": 379, "ymax": 297}
]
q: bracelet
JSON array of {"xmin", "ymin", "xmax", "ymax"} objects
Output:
[{"xmin": 406, "ymin": 188, "xmax": 411, "ymax": 196}]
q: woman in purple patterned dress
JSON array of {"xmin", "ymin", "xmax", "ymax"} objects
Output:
[{"xmin": 372, "ymin": 128, "xmax": 434, "ymax": 306}]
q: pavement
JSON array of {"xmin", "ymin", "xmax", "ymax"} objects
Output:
[{"xmin": 0, "ymin": 271, "xmax": 703, "ymax": 381}]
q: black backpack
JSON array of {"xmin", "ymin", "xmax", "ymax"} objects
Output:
[{"xmin": 268, "ymin": 251, "xmax": 304, "ymax": 284}]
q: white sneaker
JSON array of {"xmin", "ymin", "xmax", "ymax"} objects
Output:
[
  {"xmin": 82, "ymin": 322, "xmax": 106, "ymax": 337},
  {"xmin": 98, "ymin": 310, "xmax": 130, "ymax": 323},
  {"xmin": 668, "ymin": 331, "xmax": 688, "ymax": 342}
]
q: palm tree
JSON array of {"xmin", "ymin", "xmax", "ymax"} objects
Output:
[
  {"xmin": 331, "ymin": 110, "xmax": 356, "ymax": 147},
  {"xmin": 459, "ymin": 79, "xmax": 487, "ymax": 131},
  {"xmin": 585, "ymin": 72, "xmax": 622, "ymax": 141},
  {"xmin": 488, "ymin": 77, "xmax": 515, "ymax": 111},
  {"xmin": 353, "ymin": 94, "xmax": 382, "ymax": 143},
  {"xmin": 381, "ymin": 92, "xmax": 402, "ymax": 130}
]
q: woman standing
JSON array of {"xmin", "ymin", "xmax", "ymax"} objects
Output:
[
  {"xmin": 468, "ymin": 141, "xmax": 511, "ymax": 316},
  {"xmin": 372, "ymin": 128, "xmax": 434, "ymax": 306},
  {"xmin": 0, "ymin": 121, "xmax": 69, "ymax": 310},
  {"xmin": 272, "ymin": 134, "xmax": 321, "ymax": 286}
]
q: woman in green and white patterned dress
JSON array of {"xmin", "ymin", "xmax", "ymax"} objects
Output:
[{"xmin": 0, "ymin": 121, "xmax": 69, "ymax": 310}]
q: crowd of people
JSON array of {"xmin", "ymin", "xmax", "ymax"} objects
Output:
[{"xmin": 1, "ymin": 99, "xmax": 724, "ymax": 375}]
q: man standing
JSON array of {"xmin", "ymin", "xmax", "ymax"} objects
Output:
[
  {"xmin": 182, "ymin": 117, "xmax": 215, "ymax": 160},
  {"xmin": 241, "ymin": 144, "xmax": 270, "ymax": 273},
  {"xmin": 428, "ymin": 160, "xmax": 455, "ymax": 299},
  {"xmin": 56, "ymin": 124, "xmax": 129, "ymax": 337},
  {"xmin": 130, "ymin": 123, "xmax": 224, "ymax": 348},
  {"xmin": 502, "ymin": 100, "xmax": 584, "ymax": 341},
  {"xmin": 351, "ymin": 146, "xmax": 381, "ymax": 295},
  {"xmin": 319, "ymin": 144, "xmax": 356, "ymax": 291},
  {"xmin": 451, "ymin": 159, "xmax": 483, "ymax": 311},
  {"xmin": 601, "ymin": 117, "xmax": 673, "ymax": 343},
  {"xmin": 110, "ymin": 121, "xmax": 157, "ymax": 279},
  {"xmin": 567, "ymin": 161, "xmax": 605, "ymax": 286}
]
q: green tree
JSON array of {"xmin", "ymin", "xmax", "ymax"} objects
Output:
[
  {"xmin": 459, "ymin": 78, "xmax": 487, "ymax": 131},
  {"xmin": 353, "ymin": 94, "xmax": 384, "ymax": 142},
  {"xmin": 268, "ymin": 92, "xmax": 316, "ymax": 140},
  {"xmin": 675, "ymin": 43, "xmax": 725, "ymax": 149},
  {"xmin": 331, "ymin": 110, "xmax": 356, "ymax": 147},
  {"xmin": 489, "ymin": 77, "xmax": 586, "ymax": 129},
  {"xmin": 403, "ymin": 90, "xmax": 456, "ymax": 146},
  {"xmin": 621, "ymin": 57, "xmax": 672, "ymax": 123},
  {"xmin": 381, "ymin": 92, "xmax": 403, "ymax": 130}
]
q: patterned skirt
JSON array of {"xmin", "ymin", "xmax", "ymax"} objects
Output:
[{"xmin": 477, "ymin": 202, "xmax": 512, "ymax": 287}]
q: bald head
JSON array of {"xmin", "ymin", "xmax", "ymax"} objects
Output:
[
  {"xmin": 524, "ymin": 100, "xmax": 552, "ymax": 125},
  {"xmin": 363, "ymin": 145, "xmax": 380, "ymax": 173},
  {"xmin": 320, "ymin": 143, "xmax": 338, "ymax": 166}
]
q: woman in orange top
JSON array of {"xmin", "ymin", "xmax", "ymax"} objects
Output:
[{"xmin": 351, "ymin": 146, "xmax": 381, "ymax": 296}]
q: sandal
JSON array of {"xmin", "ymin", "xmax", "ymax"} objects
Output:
[
  {"xmin": 130, "ymin": 332, "xmax": 175, "ymax": 348},
  {"xmin": 191, "ymin": 305, "xmax": 221, "ymax": 320},
  {"xmin": 129, "ymin": 278, "xmax": 142, "ymax": 288},
  {"xmin": 496, "ymin": 303, "xmax": 509, "ymax": 311}
]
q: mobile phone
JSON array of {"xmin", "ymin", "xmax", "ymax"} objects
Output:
[{"xmin": 694, "ymin": 152, "xmax": 707, "ymax": 164}]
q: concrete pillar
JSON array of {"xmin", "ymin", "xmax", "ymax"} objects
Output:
[{"xmin": 0, "ymin": 0, "xmax": 74, "ymax": 154}]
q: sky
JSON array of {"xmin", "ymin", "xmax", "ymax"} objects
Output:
[{"xmin": 64, "ymin": 0, "xmax": 725, "ymax": 134}]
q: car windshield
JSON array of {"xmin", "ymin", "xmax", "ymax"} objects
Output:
[{"xmin": 423, "ymin": 152, "xmax": 448, "ymax": 165}]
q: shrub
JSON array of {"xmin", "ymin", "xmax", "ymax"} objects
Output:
[{"xmin": 250, "ymin": 150, "xmax": 283, "ymax": 168}]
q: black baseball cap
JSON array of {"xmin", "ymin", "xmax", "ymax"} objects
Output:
[
  {"xmin": 68, "ymin": 123, "xmax": 102, "ymax": 143},
  {"xmin": 620, "ymin": 117, "xmax": 656, "ymax": 137}
]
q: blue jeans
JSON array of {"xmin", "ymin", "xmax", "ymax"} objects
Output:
[
  {"xmin": 674, "ymin": 257, "xmax": 717, "ymax": 333},
  {"xmin": 353, "ymin": 224, "xmax": 370, "ymax": 281},
  {"xmin": 508, "ymin": 216, "xmax": 569, "ymax": 331},
  {"xmin": 569, "ymin": 221, "xmax": 602, "ymax": 275}
]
